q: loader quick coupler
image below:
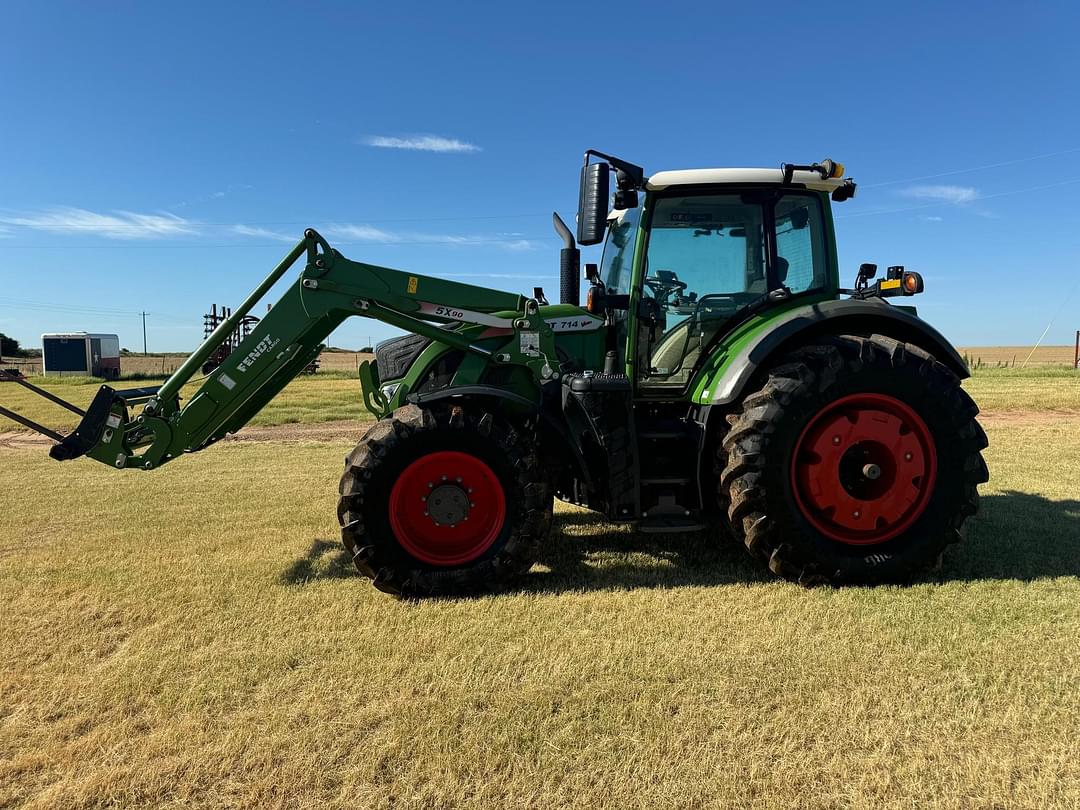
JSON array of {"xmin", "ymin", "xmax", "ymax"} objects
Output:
[
  {"xmin": 49, "ymin": 385, "xmax": 117, "ymax": 461},
  {"xmin": 0, "ymin": 370, "xmax": 117, "ymax": 461}
]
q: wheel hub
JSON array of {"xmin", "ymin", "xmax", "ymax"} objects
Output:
[
  {"xmin": 791, "ymin": 393, "xmax": 937, "ymax": 546},
  {"xmin": 426, "ymin": 483, "xmax": 471, "ymax": 526},
  {"xmin": 388, "ymin": 450, "xmax": 506, "ymax": 566}
]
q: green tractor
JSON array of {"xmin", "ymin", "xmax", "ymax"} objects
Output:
[{"xmin": 4, "ymin": 152, "xmax": 988, "ymax": 596}]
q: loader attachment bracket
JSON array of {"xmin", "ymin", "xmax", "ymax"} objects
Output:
[
  {"xmin": 358, "ymin": 360, "xmax": 389, "ymax": 418},
  {"xmin": 49, "ymin": 385, "xmax": 118, "ymax": 461}
]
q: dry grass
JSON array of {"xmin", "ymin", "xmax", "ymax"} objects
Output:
[
  {"xmin": 958, "ymin": 344, "xmax": 1075, "ymax": 368},
  {"xmin": 0, "ymin": 375, "xmax": 374, "ymax": 434},
  {"xmin": 3, "ymin": 345, "xmax": 1072, "ymax": 378},
  {"xmin": 5, "ymin": 364, "xmax": 1080, "ymax": 439},
  {"xmin": 2, "ymin": 406, "xmax": 1080, "ymax": 806},
  {"xmin": 1, "ymin": 351, "xmax": 374, "ymax": 379}
]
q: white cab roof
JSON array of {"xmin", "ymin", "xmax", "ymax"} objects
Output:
[{"xmin": 646, "ymin": 167, "xmax": 846, "ymax": 193}]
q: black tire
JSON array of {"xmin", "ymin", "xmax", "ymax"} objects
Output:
[
  {"xmin": 338, "ymin": 402, "xmax": 553, "ymax": 597},
  {"xmin": 719, "ymin": 334, "xmax": 989, "ymax": 585}
]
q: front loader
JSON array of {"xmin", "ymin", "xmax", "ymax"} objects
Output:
[{"xmin": 4, "ymin": 152, "xmax": 988, "ymax": 595}]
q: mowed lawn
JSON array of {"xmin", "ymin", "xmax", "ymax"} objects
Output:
[{"xmin": 1, "ymin": 377, "xmax": 1080, "ymax": 806}]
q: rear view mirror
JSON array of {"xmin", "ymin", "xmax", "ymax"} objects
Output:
[{"xmin": 576, "ymin": 161, "xmax": 609, "ymax": 246}]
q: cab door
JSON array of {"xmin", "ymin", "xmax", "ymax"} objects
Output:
[{"xmin": 635, "ymin": 191, "xmax": 828, "ymax": 394}]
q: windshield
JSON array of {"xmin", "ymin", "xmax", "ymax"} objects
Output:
[{"xmin": 600, "ymin": 207, "xmax": 641, "ymax": 295}]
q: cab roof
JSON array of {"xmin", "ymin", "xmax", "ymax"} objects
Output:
[{"xmin": 646, "ymin": 167, "xmax": 847, "ymax": 193}]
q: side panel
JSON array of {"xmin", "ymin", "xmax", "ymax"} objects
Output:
[{"xmin": 690, "ymin": 298, "xmax": 970, "ymax": 406}]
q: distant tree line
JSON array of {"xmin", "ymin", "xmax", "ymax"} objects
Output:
[{"xmin": 0, "ymin": 333, "xmax": 30, "ymax": 358}]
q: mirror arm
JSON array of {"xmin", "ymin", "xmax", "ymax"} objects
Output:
[{"xmin": 583, "ymin": 149, "xmax": 645, "ymax": 189}]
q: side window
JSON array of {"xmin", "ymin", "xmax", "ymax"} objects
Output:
[
  {"xmin": 600, "ymin": 207, "xmax": 641, "ymax": 296},
  {"xmin": 775, "ymin": 196, "xmax": 826, "ymax": 294}
]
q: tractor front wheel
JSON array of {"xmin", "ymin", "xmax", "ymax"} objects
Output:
[
  {"xmin": 338, "ymin": 403, "xmax": 552, "ymax": 596},
  {"xmin": 719, "ymin": 334, "xmax": 988, "ymax": 584}
]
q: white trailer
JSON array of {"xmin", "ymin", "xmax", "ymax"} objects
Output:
[{"xmin": 41, "ymin": 332, "xmax": 121, "ymax": 379}]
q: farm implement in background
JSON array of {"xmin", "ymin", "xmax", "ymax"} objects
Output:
[
  {"xmin": 2, "ymin": 152, "xmax": 987, "ymax": 596},
  {"xmin": 201, "ymin": 303, "xmax": 318, "ymax": 375}
]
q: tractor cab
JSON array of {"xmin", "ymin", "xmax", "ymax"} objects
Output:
[{"xmin": 578, "ymin": 152, "xmax": 854, "ymax": 395}]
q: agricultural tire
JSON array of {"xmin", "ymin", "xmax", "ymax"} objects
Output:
[
  {"xmin": 338, "ymin": 402, "xmax": 553, "ymax": 597},
  {"xmin": 719, "ymin": 334, "xmax": 989, "ymax": 585}
]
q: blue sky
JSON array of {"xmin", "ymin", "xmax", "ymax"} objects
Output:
[{"xmin": 2, "ymin": 1, "xmax": 1078, "ymax": 352}]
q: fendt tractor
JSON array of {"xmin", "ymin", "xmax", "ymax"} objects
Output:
[{"xmin": 3, "ymin": 152, "xmax": 989, "ymax": 596}]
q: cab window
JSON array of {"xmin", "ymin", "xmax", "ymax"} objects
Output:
[
  {"xmin": 639, "ymin": 192, "xmax": 826, "ymax": 388},
  {"xmin": 775, "ymin": 195, "xmax": 827, "ymax": 294},
  {"xmin": 600, "ymin": 207, "xmax": 641, "ymax": 296}
]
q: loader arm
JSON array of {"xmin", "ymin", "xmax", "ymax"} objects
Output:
[{"xmin": 40, "ymin": 229, "xmax": 556, "ymax": 471}]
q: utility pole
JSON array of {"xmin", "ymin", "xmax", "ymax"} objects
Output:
[{"xmin": 141, "ymin": 312, "xmax": 148, "ymax": 356}]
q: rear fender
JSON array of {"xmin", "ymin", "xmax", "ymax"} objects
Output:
[{"xmin": 694, "ymin": 298, "xmax": 968, "ymax": 407}]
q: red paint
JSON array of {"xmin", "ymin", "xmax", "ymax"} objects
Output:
[
  {"xmin": 791, "ymin": 393, "xmax": 937, "ymax": 545},
  {"xmin": 389, "ymin": 450, "xmax": 506, "ymax": 565}
]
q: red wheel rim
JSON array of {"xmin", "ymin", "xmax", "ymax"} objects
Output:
[
  {"xmin": 790, "ymin": 393, "xmax": 937, "ymax": 546},
  {"xmin": 388, "ymin": 451, "xmax": 506, "ymax": 566}
]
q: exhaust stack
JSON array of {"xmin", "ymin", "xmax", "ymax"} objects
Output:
[{"xmin": 552, "ymin": 212, "xmax": 581, "ymax": 306}]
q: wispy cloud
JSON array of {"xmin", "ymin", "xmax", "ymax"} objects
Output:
[
  {"xmin": 329, "ymin": 224, "xmax": 397, "ymax": 242},
  {"xmin": 326, "ymin": 223, "xmax": 536, "ymax": 251},
  {"xmin": 231, "ymin": 224, "xmax": 297, "ymax": 242},
  {"xmin": 0, "ymin": 207, "xmax": 198, "ymax": 239},
  {"xmin": 172, "ymin": 183, "xmax": 253, "ymax": 209},
  {"xmin": 899, "ymin": 184, "xmax": 980, "ymax": 204},
  {"xmin": 919, "ymin": 215, "xmax": 944, "ymax": 222},
  {"xmin": 361, "ymin": 134, "xmax": 481, "ymax": 153}
]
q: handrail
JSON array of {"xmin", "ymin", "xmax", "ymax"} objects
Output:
[{"xmin": 155, "ymin": 236, "xmax": 308, "ymax": 405}]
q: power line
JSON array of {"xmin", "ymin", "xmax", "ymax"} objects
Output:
[
  {"xmin": 0, "ymin": 235, "xmax": 553, "ymax": 250},
  {"xmin": 860, "ymin": 146, "xmax": 1080, "ymax": 189},
  {"xmin": 835, "ymin": 178, "xmax": 1080, "ymax": 219},
  {"xmin": 0, "ymin": 297, "xmax": 193, "ymax": 325}
]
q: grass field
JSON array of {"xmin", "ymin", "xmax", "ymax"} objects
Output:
[
  {"xmin": 4, "ymin": 365, "xmax": 1080, "ymax": 439},
  {"xmin": 2, "ymin": 342, "xmax": 1073, "ymax": 379},
  {"xmin": 2, "ymin": 369, "xmax": 1080, "ymax": 807},
  {"xmin": 1, "ymin": 350, "xmax": 374, "ymax": 379}
]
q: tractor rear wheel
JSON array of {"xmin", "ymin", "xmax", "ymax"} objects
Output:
[
  {"xmin": 338, "ymin": 403, "xmax": 552, "ymax": 596},
  {"xmin": 719, "ymin": 334, "xmax": 988, "ymax": 585}
]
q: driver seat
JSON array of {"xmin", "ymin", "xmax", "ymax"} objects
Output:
[
  {"xmin": 776, "ymin": 256, "xmax": 789, "ymax": 285},
  {"xmin": 651, "ymin": 258, "xmax": 793, "ymax": 380}
]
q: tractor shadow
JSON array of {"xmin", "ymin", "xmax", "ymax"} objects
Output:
[
  {"xmin": 280, "ymin": 538, "xmax": 356, "ymax": 585},
  {"xmin": 525, "ymin": 510, "xmax": 770, "ymax": 593},
  {"xmin": 277, "ymin": 492, "xmax": 1080, "ymax": 592},
  {"xmin": 934, "ymin": 490, "xmax": 1080, "ymax": 583},
  {"xmin": 523, "ymin": 491, "xmax": 1080, "ymax": 594}
]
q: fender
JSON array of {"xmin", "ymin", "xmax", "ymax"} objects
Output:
[
  {"xmin": 406, "ymin": 384, "xmax": 538, "ymax": 411},
  {"xmin": 702, "ymin": 298, "xmax": 969, "ymax": 406},
  {"xmin": 406, "ymin": 383, "xmax": 594, "ymax": 489}
]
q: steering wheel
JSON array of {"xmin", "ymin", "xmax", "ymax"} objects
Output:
[
  {"xmin": 677, "ymin": 293, "xmax": 740, "ymax": 344},
  {"xmin": 644, "ymin": 272, "xmax": 688, "ymax": 307}
]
